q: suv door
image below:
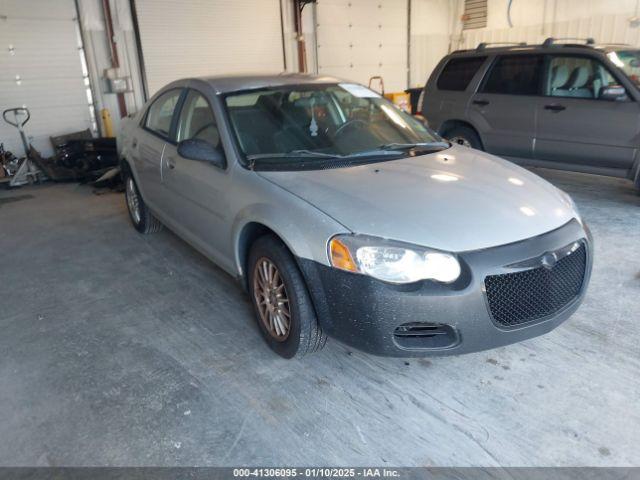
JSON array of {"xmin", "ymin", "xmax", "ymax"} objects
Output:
[
  {"xmin": 469, "ymin": 54, "xmax": 544, "ymax": 159},
  {"xmin": 135, "ymin": 88, "xmax": 182, "ymax": 210},
  {"xmin": 534, "ymin": 54, "xmax": 640, "ymax": 173},
  {"xmin": 423, "ymin": 55, "xmax": 487, "ymax": 132},
  {"xmin": 160, "ymin": 89, "xmax": 231, "ymax": 267}
]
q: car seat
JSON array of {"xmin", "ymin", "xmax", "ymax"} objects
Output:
[
  {"xmin": 566, "ymin": 66, "xmax": 593, "ymax": 98},
  {"xmin": 550, "ymin": 65, "xmax": 570, "ymax": 97}
]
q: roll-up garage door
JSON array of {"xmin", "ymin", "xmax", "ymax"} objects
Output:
[
  {"xmin": 0, "ymin": 0, "xmax": 94, "ymax": 157},
  {"xmin": 133, "ymin": 0, "xmax": 286, "ymax": 97},
  {"xmin": 316, "ymin": 0, "xmax": 408, "ymax": 93}
]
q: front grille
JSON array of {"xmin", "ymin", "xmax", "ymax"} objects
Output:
[{"xmin": 484, "ymin": 243, "xmax": 587, "ymax": 327}]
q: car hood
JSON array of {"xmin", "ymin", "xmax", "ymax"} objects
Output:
[{"xmin": 257, "ymin": 146, "xmax": 578, "ymax": 252}]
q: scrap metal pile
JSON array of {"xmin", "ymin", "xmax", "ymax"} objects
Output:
[{"xmin": 2, "ymin": 107, "xmax": 120, "ymax": 189}]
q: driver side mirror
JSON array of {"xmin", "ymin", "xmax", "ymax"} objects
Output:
[
  {"xmin": 177, "ymin": 139, "xmax": 226, "ymax": 168},
  {"xmin": 599, "ymin": 85, "xmax": 627, "ymax": 101}
]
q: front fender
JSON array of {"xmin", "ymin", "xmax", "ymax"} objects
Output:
[{"xmin": 231, "ymin": 199, "xmax": 348, "ymax": 278}]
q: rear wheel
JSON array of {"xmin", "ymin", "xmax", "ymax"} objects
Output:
[
  {"xmin": 248, "ymin": 235, "xmax": 326, "ymax": 358},
  {"xmin": 445, "ymin": 125, "xmax": 483, "ymax": 150},
  {"xmin": 124, "ymin": 172, "xmax": 162, "ymax": 234}
]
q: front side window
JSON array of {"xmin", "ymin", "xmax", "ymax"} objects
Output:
[
  {"xmin": 481, "ymin": 54, "xmax": 544, "ymax": 95},
  {"xmin": 546, "ymin": 55, "xmax": 623, "ymax": 100},
  {"xmin": 145, "ymin": 89, "xmax": 182, "ymax": 138},
  {"xmin": 176, "ymin": 90, "xmax": 219, "ymax": 146},
  {"xmin": 223, "ymin": 84, "xmax": 446, "ymax": 170},
  {"xmin": 607, "ymin": 50, "xmax": 640, "ymax": 88},
  {"xmin": 437, "ymin": 56, "xmax": 487, "ymax": 91}
]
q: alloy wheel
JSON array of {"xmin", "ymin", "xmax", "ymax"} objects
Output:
[
  {"xmin": 126, "ymin": 177, "xmax": 141, "ymax": 225},
  {"xmin": 449, "ymin": 136, "xmax": 471, "ymax": 147},
  {"xmin": 253, "ymin": 257, "xmax": 291, "ymax": 341}
]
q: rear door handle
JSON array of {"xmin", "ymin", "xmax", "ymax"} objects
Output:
[
  {"xmin": 166, "ymin": 157, "xmax": 176, "ymax": 169},
  {"xmin": 472, "ymin": 99, "xmax": 490, "ymax": 106},
  {"xmin": 544, "ymin": 104, "xmax": 566, "ymax": 112}
]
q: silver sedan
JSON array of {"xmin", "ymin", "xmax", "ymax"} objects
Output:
[{"xmin": 117, "ymin": 74, "xmax": 592, "ymax": 358}]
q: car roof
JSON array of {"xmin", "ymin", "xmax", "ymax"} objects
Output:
[
  {"xmin": 450, "ymin": 44, "xmax": 612, "ymax": 56},
  {"xmin": 192, "ymin": 73, "xmax": 345, "ymax": 94},
  {"xmin": 448, "ymin": 38, "xmax": 640, "ymax": 58}
]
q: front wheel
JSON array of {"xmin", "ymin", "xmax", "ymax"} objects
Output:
[
  {"xmin": 445, "ymin": 125, "xmax": 483, "ymax": 150},
  {"xmin": 248, "ymin": 235, "xmax": 326, "ymax": 358}
]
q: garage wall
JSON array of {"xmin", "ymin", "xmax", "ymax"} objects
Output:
[
  {"xmin": 0, "ymin": 0, "xmax": 95, "ymax": 157},
  {"xmin": 133, "ymin": 0, "xmax": 286, "ymax": 96},
  {"xmin": 315, "ymin": 0, "xmax": 409, "ymax": 93},
  {"xmin": 409, "ymin": 0, "xmax": 460, "ymax": 87},
  {"xmin": 459, "ymin": 0, "xmax": 640, "ymax": 50}
]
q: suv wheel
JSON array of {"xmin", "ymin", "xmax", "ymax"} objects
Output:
[
  {"xmin": 248, "ymin": 235, "xmax": 326, "ymax": 358},
  {"xmin": 124, "ymin": 172, "xmax": 163, "ymax": 234},
  {"xmin": 445, "ymin": 125, "xmax": 483, "ymax": 150}
]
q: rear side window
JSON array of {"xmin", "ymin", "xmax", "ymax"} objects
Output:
[
  {"xmin": 145, "ymin": 89, "xmax": 182, "ymax": 138},
  {"xmin": 481, "ymin": 55, "xmax": 544, "ymax": 95},
  {"xmin": 437, "ymin": 56, "xmax": 487, "ymax": 91}
]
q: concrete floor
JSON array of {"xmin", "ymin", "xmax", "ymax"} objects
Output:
[{"xmin": 0, "ymin": 168, "xmax": 638, "ymax": 467}]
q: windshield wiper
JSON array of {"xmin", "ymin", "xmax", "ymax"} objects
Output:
[
  {"xmin": 377, "ymin": 141, "xmax": 450, "ymax": 151},
  {"xmin": 247, "ymin": 150, "xmax": 344, "ymax": 169},
  {"xmin": 247, "ymin": 150, "xmax": 341, "ymax": 160},
  {"xmin": 246, "ymin": 143, "xmax": 450, "ymax": 169}
]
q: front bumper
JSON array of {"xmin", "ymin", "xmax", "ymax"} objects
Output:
[{"xmin": 298, "ymin": 219, "xmax": 593, "ymax": 357}]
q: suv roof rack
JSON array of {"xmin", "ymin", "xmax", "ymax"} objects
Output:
[
  {"xmin": 597, "ymin": 42, "xmax": 631, "ymax": 47},
  {"xmin": 542, "ymin": 37, "xmax": 595, "ymax": 47},
  {"xmin": 476, "ymin": 41, "xmax": 526, "ymax": 51}
]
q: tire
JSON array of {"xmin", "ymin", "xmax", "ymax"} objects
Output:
[
  {"xmin": 248, "ymin": 235, "xmax": 327, "ymax": 358},
  {"xmin": 445, "ymin": 125, "xmax": 483, "ymax": 150},
  {"xmin": 123, "ymin": 170, "xmax": 163, "ymax": 234}
]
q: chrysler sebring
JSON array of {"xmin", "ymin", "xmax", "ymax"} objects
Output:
[{"xmin": 117, "ymin": 74, "xmax": 592, "ymax": 358}]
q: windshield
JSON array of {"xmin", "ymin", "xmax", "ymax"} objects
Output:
[
  {"xmin": 223, "ymin": 83, "xmax": 446, "ymax": 169},
  {"xmin": 608, "ymin": 50, "xmax": 640, "ymax": 87}
]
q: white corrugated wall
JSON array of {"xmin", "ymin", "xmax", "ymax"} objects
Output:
[
  {"xmin": 409, "ymin": 0, "xmax": 640, "ymax": 88},
  {"xmin": 459, "ymin": 0, "xmax": 640, "ymax": 52},
  {"xmin": 0, "ymin": 0, "xmax": 95, "ymax": 158},
  {"xmin": 133, "ymin": 0, "xmax": 286, "ymax": 96},
  {"xmin": 315, "ymin": 0, "xmax": 409, "ymax": 93}
]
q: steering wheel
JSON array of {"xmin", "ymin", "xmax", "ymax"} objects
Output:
[
  {"xmin": 333, "ymin": 119, "xmax": 368, "ymax": 139},
  {"xmin": 191, "ymin": 122, "xmax": 216, "ymax": 140}
]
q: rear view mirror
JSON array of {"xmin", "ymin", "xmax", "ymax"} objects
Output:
[
  {"xmin": 177, "ymin": 139, "xmax": 225, "ymax": 168},
  {"xmin": 599, "ymin": 85, "xmax": 627, "ymax": 101}
]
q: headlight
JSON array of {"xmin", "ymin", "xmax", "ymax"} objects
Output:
[{"xmin": 329, "ymin": 235, "xmax": 461, "ymax": 284}]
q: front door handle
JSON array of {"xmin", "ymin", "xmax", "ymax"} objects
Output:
[
  {"xmin": 166, "ymin": 157, "xmax": 176, "ymax": 169},
  {"xmin": 544, "ymin": 103, "xmax": 566, "ymax": 112},
  {"xmin": 472, "ymin": 99, "xmax": 490, "ymax": 106}
]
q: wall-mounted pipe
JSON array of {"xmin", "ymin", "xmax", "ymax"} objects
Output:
[
  {"xmin": 102, "ymin": 0, "xmax": 127, "ymax": 118},
  {"xmin": 293, "ymin": 0, "xmax": 307, "ymax": 72},
  {"xmin": 507, "ymin": 0, "xmax": 514, "ymax": 28}
]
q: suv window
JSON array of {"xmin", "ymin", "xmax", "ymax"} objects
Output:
[
  {"xmin": 437, "ymin": 56, "xmax": 487, "ymax": 91},
  {"xmin": 176, "ymin": 90, "xmax": 220, "ymax": 146},
  {"xmin": 145, "ymin": 89, "xmax": 182, "ymax": 138},
  {"xmin": 546, "ymin": 55, "xmax": 624, "ymax": 100},
  {"xmin": 481, "ymin": 55, "xmax": 544, "ymax": 95}
]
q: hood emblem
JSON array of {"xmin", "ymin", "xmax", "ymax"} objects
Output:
[
  {"xmin": 506, "ymin": 241, "xmax": 582, "ymax": 271},
  {"xmin": 540, "ymin": 252, "xmax": 558, "ymax": 270}
]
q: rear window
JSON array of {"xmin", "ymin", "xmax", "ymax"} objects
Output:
[
  {"xmin": 481, "ymin": 54, "xmax": 544, "ymax": 95},
  {"xmin": 437, "ymin": 56, "xmax": 487, "ymax": 91}
]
